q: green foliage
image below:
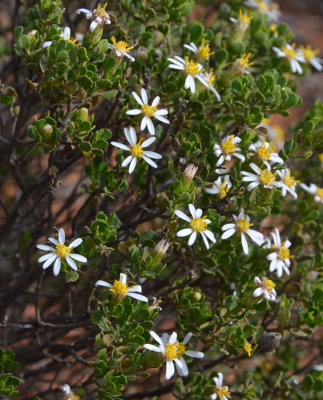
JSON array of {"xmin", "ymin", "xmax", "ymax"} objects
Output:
[{"xmin": 0, "ymin": 350, "xmax": 20, "ymax": 398}]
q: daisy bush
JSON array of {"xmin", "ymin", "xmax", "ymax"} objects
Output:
[{"xmin": 0, "ymin": 0, "xmax": 322, "ymax": 399}]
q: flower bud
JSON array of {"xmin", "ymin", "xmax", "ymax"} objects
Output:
[
  {"xmin": 77, "ymin": 107, "xmax": 89, "ymax": 121},
  {"xmin": 27, "ymin": 30, "xmax": 37, "ymax": 39},
  {"xmin": 182, "ymin": 164, "xmax": 198, "ymax": 191},
  {"xmin": 84, "ymin": 25, "xmax": 104, "ymax": 48},
  {"xmin": 42, "ymin": 123, "xmax": 53, "ymax": 140},
  {"xmin": 151, "ymin": 239, "xmax": 170, "ymax": 268}
]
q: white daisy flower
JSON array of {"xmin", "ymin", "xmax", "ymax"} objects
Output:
[
  {"xmin": 244, "ymin": 0, "xmax": 280, "ymax": 22},
  {"xmin": 111, "ymin": 127, "xmax": 162, "ymax": 173},
  {"xmin": 211, "ymin": 372, "xmax": 231, "ymax": 400},
  {"xmin": 299, "ymin": 45, "xmax": 323, "ymax": 71},
  {"xmin": 276, "ymin": 168, "xmax": 299, "ymax": 199},
  {"xmin": 108, "ymin": 36, "xmax": 135, "ymax": 61},
  {"xmin": 232, "ymin": 52, "xmax": 254, "ymax": 74},
  {"xmin": 214, "ymin": 135, "xmax": 245, "ymax": 167},
  {"xmin": 205, "ymin": 176, "xmax": 232, "ymax": 199},
  {"xmin": 36, "ymin": 228, "xmax": 87, "ymax": 276},
  {"xmin": 76, "ymin": 2, "xmax": 111, "ymax": 32},
  {"xmin": 199, "ymin": 69, "xmax": 221, "ymax": 101},
  {"xmin": 273, "ymin": 43, "xmax": 305, "ymax": 74},
  {"xmin": 42, "ymin": 27, "xmax": 81, "ymax": 48},
  {"xmin": 267, "ymin": 228, "xmax": 293, "ymax": 277},
  {"xmin": 183, "ymin": 38, "xmax": 215, "ymax": 62},
  {"xmin": 253, "ymin": 277, "xmax": 277, "ymax": 301},
  {"xmin": 241, "ymin": 162, "xmax": 278, "ymax": 191},
  {"xmin": 221, "ymin": 209, "xmax": 264, "ymax": 255},
  {"xmin": 175, "ymin": 204, "xmax": 216, "ymax": 249},
  {"xmin": 248, "ymin": 139, "xmax": 284, "ymax": 165},
  {"xmin": 300, "ymin": 183, "xmax": 323, "ymax": 204},
  {"xmin": 126, "ymin": 89, "xmax": 169, "ymax": 135},
  {"xmin": 96, "ymin": 273, "xmax": 148, "ymax": 302},
  {"xmin": 143, "ymin": 331, "xmax": 203, "ymax": 380},
  {"xmin": 167, "ymin": 56, "xmax": 208, "ymax": 94},
  {"xmin": 230, "ymin": 9, "xmax": 253, "ymax": 33}
]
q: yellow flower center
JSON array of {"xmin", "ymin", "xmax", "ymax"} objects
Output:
[
  {"xmin": 66, "ymin": 395, "xmax": 80, "ymax": 400},
  {"xmin": 164, "ymin": 342, "xmax": 186, "ymax": 361},
  {"xmin": 257, "ymin": 140, "xmax": 275, "ymax": 161},
  {"xmin": 131, "ymin": 138, "xmax": 144, "ymax": 158},
  {"xmin": 206, "ymin": 68, "xmax": 215, "ymax": 86},
  {"xmin": 277, "ymin": 244, "xmax": 291, "ymax": 260},
  {"xmin": 300, "ymin": 45, "xmax": 319, "ymax": 61},
  {"xmin": 283, "ymin": 170, "xmax": 299, "ymax": 188},
  {"xmin": 197, "ymin": 39, "xmax": 214, "ymax": 61},
  {"xmin": 215, "ymin": 387, "xmax": 231, "ymax": 398},
  {"xmin": 282, "ymin": 43, "xmax": 297, "ymax": 60},
  {"xmin": 238, "ymin": 9, "xmax": 253, "ymax": 29},
  {"xmin": 190, "ymin": 216, "xmax": 208, "ymax": 232},
  {"xmin": 259, "ymin": 168, "xmax": 277, "ymax": 186},
  {"xmin": 262, "ymin": 277, "xmax": 276, "ymax": 292},
  {"xmin": 56, "ymin": 244, "xmax": 71, "ymax": 259},
  {"xmin": 221, "ymin": 135, "xmax": 236, "ymax": 155},
  {"xmin": 316, "ymin": 188, "xmax": 323, "ymax": 199},
  {"xmin": 255, "ymin": 0, "xmax": 269, "ymax": 12},
  {"xmin": 236, "ymin": 217, "xmax": 252, "ymax": 233},
  {"xmin": 185, "ymin": 56, "xmax": 203, "ymax": 76},
  {"xmin": 95, "ymin": 2, "xmax": 108, "ymax": 19},
  {"xmin": 142, "ymin": 104, "xmax": 158, "ymax": 117},
  {"xmin": 244, "ymin": 341, "xmax": 252, "ymax": 357},
  {"xmin": 237, "ymin": 52, "xmax": 254, "ymax": 69},
  {"xmin": 60, "ymin": 32, "xmax": 81, "ymax": 47},
  {"xmin": 269, "ymin": 23, "xmax": 277, "ymax": 32},
  {"xmin": 218, "ymin": 180, "xmax": 230, "ymax": 199},
  {"xmin": 109, "ymin": 276, "xmax": 134, "ymax": 297},
  {"xmin": 111, "ymin": 36, "xmax": 134, "ymax": 54}
]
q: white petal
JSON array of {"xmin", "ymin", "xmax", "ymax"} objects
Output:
[
  {"xmin": 144, "ymin": 344, "xmax": 161, "ymax": 352},
  {"xmin": 221, "ymin": 223, "xmax": 235, "ymax": 230},
  {"xmin": 58, "ymin": 228, "xmax": 65, "ymax": 245},
  {"xmin": 95, "ymin": 280, "xmax": 112, "ymax": 288},
  {"xmin": 132, "ymin": 91, "xmax": 144, "ymax": 106},
  {"xmin": 38, "ymin": 253, "xmax": 55, "ymax": 263},
  {"xmin": 185, "ymin": 350, "xmax": 204, "ymax": 358},
  {"xmin": 188, "ymin": 231, "xmax": 197, "ymax": 246},
  {"xmin": 200, "ymin": 231, "xmax": 209, "ymax": 249},
  {"xmin": 128, "ymin": 157, "xmax": 137, "ymax": 173},
  {"xmin": 169, "ymin": 332, "xmax": 178, "ymax": 344},
  {"xmin": 253, "ymin": 288, "xmax": 263, "ymax": 297},
  {"xmin": 66, "ymin": 256, "xmax": 78, "ymax": 271},
  {"xmin": 68, "ymin": 238, "xmax": 82, "ymax": 248},
  {"xmin": 203, "ymin": 229, "xmax": 216, "ymax": 243},
  {"xmin": 127, "ymin": 285, "xmax": 142, "ymax": 293},
  {"xmin": 183, "ymin": 332, "xmax": 192, "ymax": 344},
  {"xmin": 126, "ymin": 109, "xmax": 142, "ymax": 115},
  {"xmin": 141, "ymin": 88, "xmax": 148, "ymax": 104},
  {"xmin": 111, "ymin": 142, "xmax": 130, "ymax": 151},
  {"xmin": 120, "ymin": 273, "xmax": 127, "ymax": 284},
  {"xmin": 69, "ymin": 253, "xmax": 87, "ymax": 263},
  {"xmin": 165, "ymin": 361, "xmax": 175, "ymax": 380},
  {"xmin": 142, "ymin": 155, "xmax": 158, "ymax": 168},
  {"xmin": 90, "ymin": 21, "xmax": 98, "ymax": 32},
  {"xmin": 147, "ymin": 118, "xmax": 155, "ymax": 135},
  {"xmin": 221, "ymin": 228, "xmax": 235, "ymax": 239},
  {"xmin": 247, "ymin": 181, "xmax": 260, "ymax": 191},
  {"xmin": 37, "ymin": 244, "xmax": 55, "ymax": 251},
  {"xmin": 175, "ymin": 210, "xmax": 191, "ymax": 222},
  {"xmin": 241, "ymin": 232, "xmax": 249, "ymax": 255},
  {"xmin": 42, "ymin": 255, "xmax": 57, "ymax": 269},
  {"xmin": 154, "ymin": 114, "xmax": 170, "ymax": 124},
  {"xmin": 53, "ymin": 257, "xmax": 61, "ymax": 276},
  {"xmin": 177, "ymin": 228, "xmax": 193, "ymax": 237},
  {"xmin": 188, "ymin": 204, "xmax": 196, "ymax": 219},
  {"xmin": 141, "ymin": 137, "xmax": 156, "ymax": 148},
  {"xmin": 48, "ymin": 237, "xmax": 58, "ymax": 245},
  {"xmin": 140, "ymin": 116, "xmax": 148, "ymax": 131},
  {"xmin": 127, "ymin": 292, "xmax": 148, "ymax": 302},
  {"xmin": 143, "ymin": 151, "xmax": 162, "ymax": 159},
  {"xmin": 151, "ymin": 96, "xmax": 160, "ymax": 108},
  {"xmin": 154, "ymin": 108, "xmax": 168, "ymax": 116},
  {"xmin": 150, "ymin": 330, "xmax": 164, "ymax": 346},
  {"xmin": 122, "ymin": 155, "xmax": 133, "ymax": 167}
]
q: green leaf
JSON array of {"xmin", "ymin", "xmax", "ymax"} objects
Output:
[{"xmin": 95, "ymin": 90, "xmax": 118, "ymax": 100}]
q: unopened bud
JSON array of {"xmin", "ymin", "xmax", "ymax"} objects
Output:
[
  {"xmin": 42, "ymin": 123, "xmax": 53, "ymax": 136},
  {"xmin": 27, "ymin": 30, "xmax": 37, "ymax": 38},
  {"xmin": 151, "ymin": 239, "xmax": 170, "ymax": 268},
  {"xmin": 84, "ymin": 25, "xmax": 104, "ymax": 47},
  {"xmin": 182, "ymin": 164, "xmax": 198, "ymax": 191}
]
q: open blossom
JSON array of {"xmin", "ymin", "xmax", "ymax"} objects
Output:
[
  {"xmin": 76, "ymin": 2, "xmax": 111, "ymax": 31},
  {"xmin": 184, "ymin": 38, "xmax": 214, "ymax": 62},
  {"xmin": 199, "ymin": 69, "xmax": 221, "ymax": 101},
  {"xmin": 233, "ymin": 52, "xmax": 254, "ymax": 74},
  {"xmin": 253, "ymin": 277, "xmax": 277, "ymax": 301},
  {"xmin": 143, "ymin": 331, "xmax": 204, "ymax": 380},
  {"xmin": 167, "ymin": 56, "xmax": 208, "ymax": 94},
  {"xmin": 37, "ymin": 228, "xmax": 87, "ymax": 276},
  {"xmin": 266, "ymin": 228, "xmax": 293, "ymax": 277},
  {"xmin": 299, "ymin": 45, "xmax": 323, "ymax": 71},
  {"xmin": 276, "ymin": 168, "xmax": 299, "ymax": 199},
  {"xmin": 300, "ymin": 183, "xmax": 323, "ymax": 204},
  {"xmin": 126, "ymin": 88, "xmax": 169, "ymax": 135},
  {"xmin": 214, "ymin": 135, "xmax": 245, "ymax": 167},
  {"xmin": 42, "ymin": 27, "xmax": 81, "ymax": 48},
  {"xmin": 244, "ymin": 0, "xmax": 280, "ymax": 21},
  {"xmin": 108, "ymin": 36, "xmax": 134, "ymax": 61},
  {"xmin": 211, "ymin": 372, "xmax": 231, "ymax": 400},
  {"xmin": 175, "ymin": 204, "xmax": 216, "ymax": 249},
  {"xmin": 230, "ymin": 9, "xmax": 253, "ymax": 33},
  {"xmin": 96, "ymin": 273, "xmax": 148, "ymax": 302},
  {"xmin": 111, "ymin": 127, "xmax": 162, "ymax": 173},
  {"xmin": 221, "ymin": 209, "xmax": 264, "ymax": 255},
  {"xmin": 205, "ymin": 176, "xmax": 231, "ymax": 199},
  {"xmin": 248, "ymin": 139, "xmax": 283, "ymax": 165},
  {"xmin": 241, "ymin": 163, "xmax": 278, "ymax": 191},
  {"xmin": 273, "ymin": 43, "xmax": 305, "ymax": 74}
]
